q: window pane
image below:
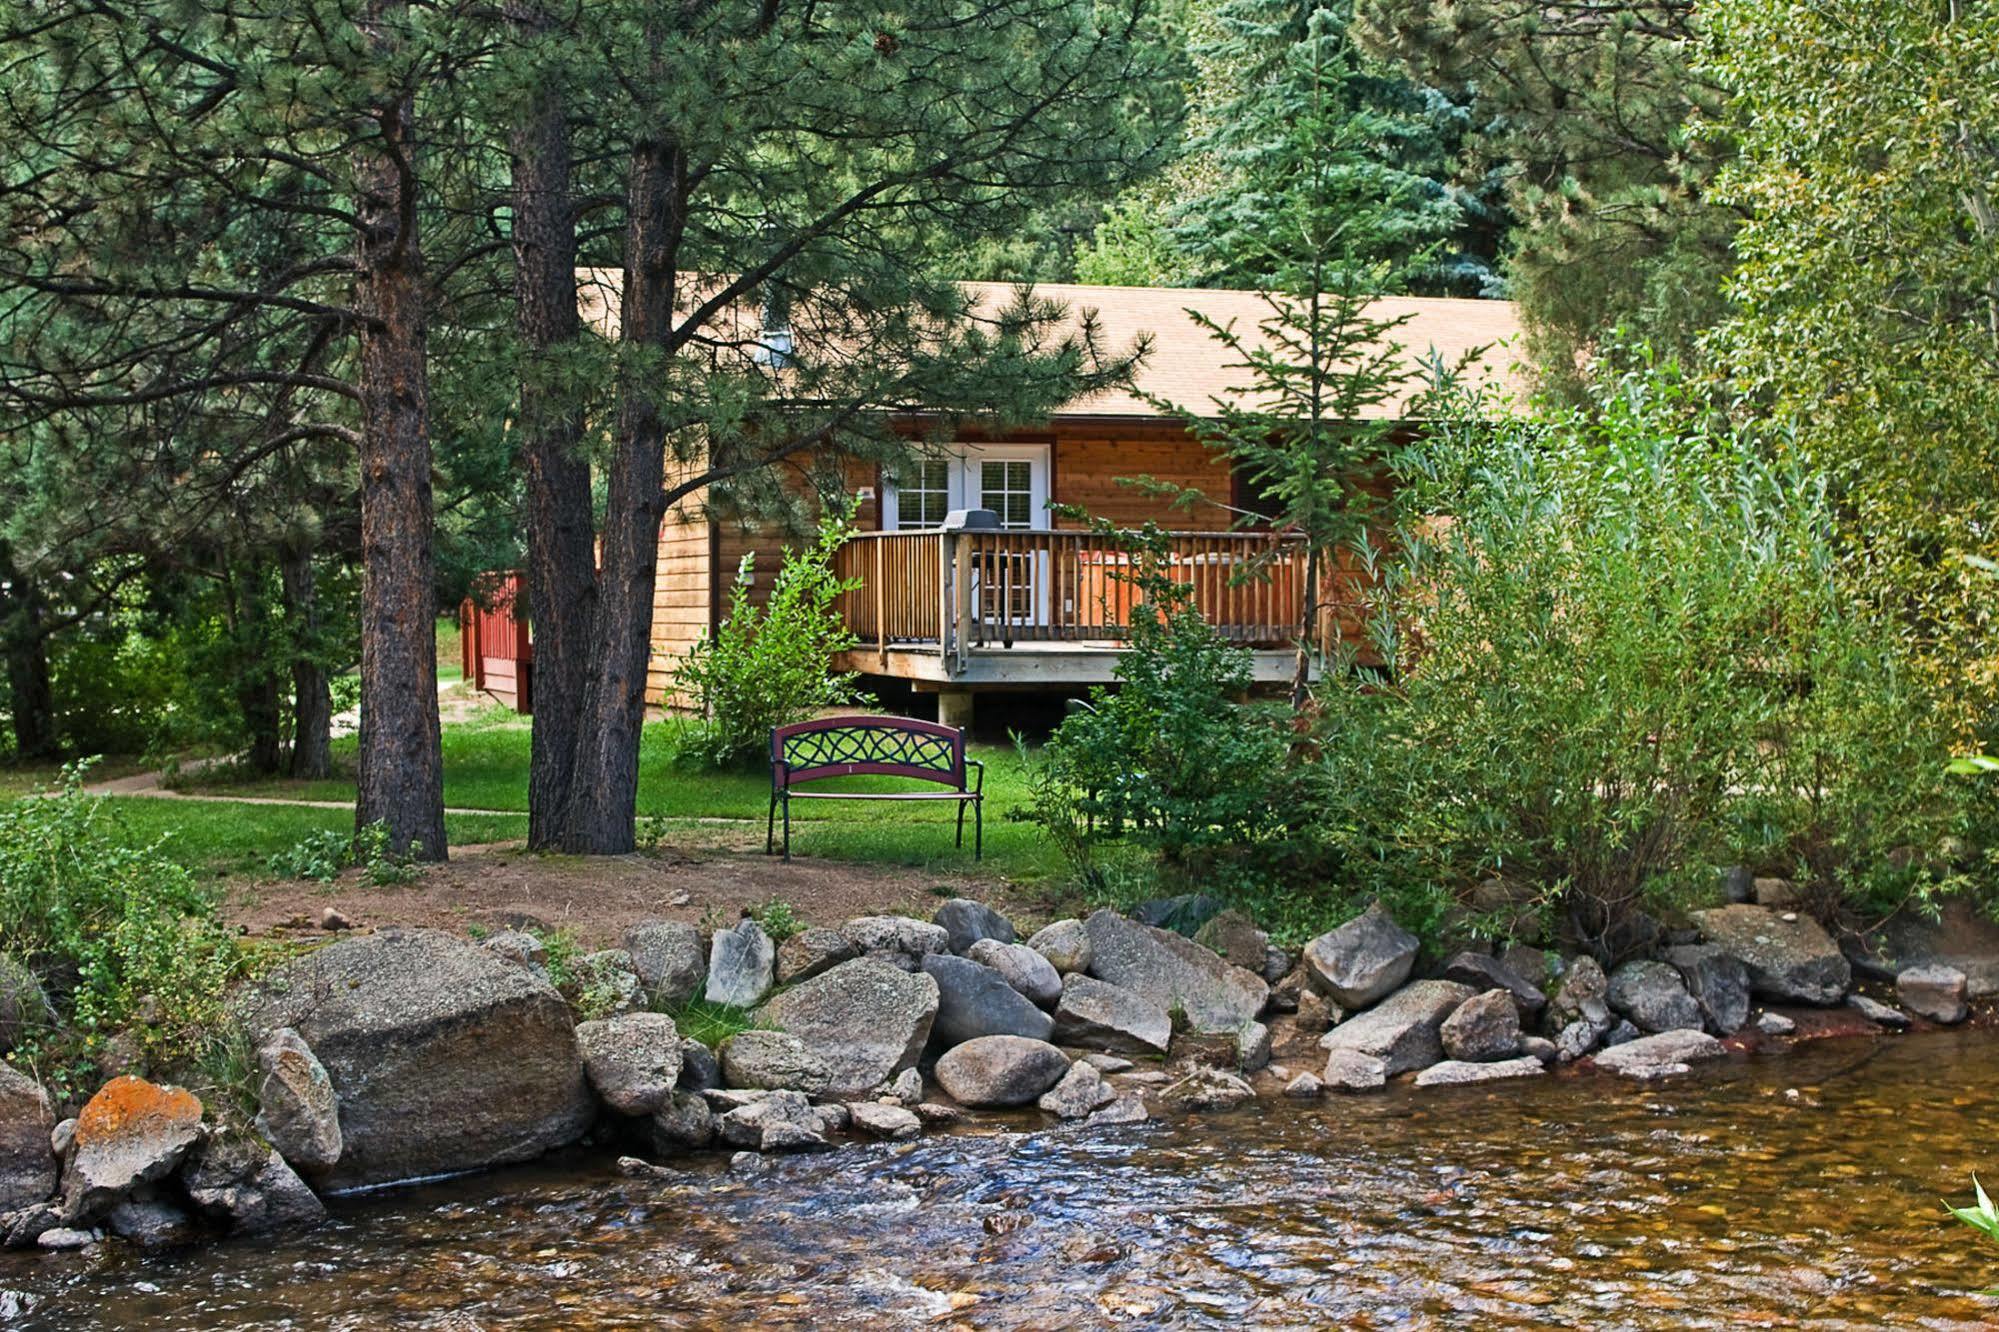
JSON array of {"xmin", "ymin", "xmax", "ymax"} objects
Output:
[{"xmin": 898, "ymin": 457, "xmax": 950, "ymax": 530}]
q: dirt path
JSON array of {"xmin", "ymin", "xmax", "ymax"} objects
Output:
[{"xmin": 225, "ymin": 843, "xmax": 1066, "ymax": 951}]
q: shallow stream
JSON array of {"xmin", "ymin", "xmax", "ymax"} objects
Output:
[{"xmin": 5, "ymin": 1030, "xmax": 1999, "ymax": 1329}]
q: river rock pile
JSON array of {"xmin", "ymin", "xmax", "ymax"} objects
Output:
[{"xmin": 0, "ymin": 888, "xmax": 1980, "ymax": 1256}]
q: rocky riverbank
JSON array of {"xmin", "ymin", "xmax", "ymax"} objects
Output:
[{"xmin": 0, "ymin": 887, "xmax": 1987, "ymax": 1255}]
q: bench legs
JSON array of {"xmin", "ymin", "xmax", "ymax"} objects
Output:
[
  {"xmin": 954, "ymin": 796, "xmax": 983, "ymax": 860},
  {"xmin": 766, "ymin": 791, "xmax": 791, "ymax": 862}
]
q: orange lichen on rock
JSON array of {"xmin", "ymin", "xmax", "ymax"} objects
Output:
[{"xmin": 73, "ymin": 1075, "xmax": 204, "ymax": 1148}]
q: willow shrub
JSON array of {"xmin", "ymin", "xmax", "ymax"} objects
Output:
[{"xmin": 1342, "ymin": 380, "xmax": 1977, "ymax": 957}]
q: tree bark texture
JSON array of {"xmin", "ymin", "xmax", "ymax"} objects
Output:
[
  {"xmin": 507, "ymin": 17, "xmax": 598, "ymax": 849},
  {"xmin": 351, "ymin": 40, "xmax": 447, "ymax": 859},
  {"xmin": 559, "ymin": 138, "xmax": 681, "ymax": 854}
]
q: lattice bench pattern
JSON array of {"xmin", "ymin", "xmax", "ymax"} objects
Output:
[{"xmin": 767, "ymin": 715, "xmax": 983, "ymax": 860}]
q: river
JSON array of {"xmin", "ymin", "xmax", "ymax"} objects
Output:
[{"xmin": 4, "ymin": 1029, "xmax": 1997, "ymax": 1329}]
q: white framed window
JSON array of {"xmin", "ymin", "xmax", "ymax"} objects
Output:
[
  {"xmin": 895, "ymin": 457, "xmax": 951, "ymax": 530},
  {"xmin": 980, "ymin": 459, "xmax": 1036, "ymax": 529}
]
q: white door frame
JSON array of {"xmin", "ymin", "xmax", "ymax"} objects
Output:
[{"xmin": 880, "ymin": 442, "xmax": 1052, "ymax": 531}]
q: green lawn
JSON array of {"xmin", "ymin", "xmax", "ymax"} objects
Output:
[
  {"xmin": 98, "ymin": 800, "xmax": 527, "ymax": 879},
  {"xmin": 172, "ymin": 717, "xmax": 1060, "ymax": 877}
]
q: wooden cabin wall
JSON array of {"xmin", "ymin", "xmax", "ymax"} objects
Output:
[{"xmin": 1047, "ymin": 421, "xmax": 1230, "ymax": 530}]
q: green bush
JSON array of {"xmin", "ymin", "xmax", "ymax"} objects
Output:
[
  {"xmin": 1349, "ymin": 375, "xmax": 1976, "ymax": 955},
  {"xmin": 0, "ymin": 764, "xmax": 251, "ymax": 1090},
  {"xmin": 668, "ymin": 503, "xmax": 869, "ymax": 769},
  {"xmin": 1023, "ymin": 527, "xmax": 1303, "ymax": 900}
]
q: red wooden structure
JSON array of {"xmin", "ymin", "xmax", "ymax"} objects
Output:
[{"xmin": 460, "ymin": 570, "xmax": 533, "ymax": 713}]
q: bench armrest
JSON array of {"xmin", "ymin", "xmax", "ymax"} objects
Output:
[{"xmin": 965, "ymin": 757, "xmax": 985, "ymax": 796}]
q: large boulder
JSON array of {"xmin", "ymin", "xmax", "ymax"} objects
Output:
[
  {"xmin": 719, "ymin": 1031, "xmax": 834, "ymax": 1095},
  {"xmin": 1664, "ymin": 944, "xmax": 1752, "ymax": 1035},
  {"xmin": 1300, "ymin": 903, "xmax": 1419, "ymax": 1009},
  {"xmin": 0, "ymin": 955, "xmax": 53, "ymax": 1055},
  {"xmin": 1083, "ymin": 909, "xmax": 1268, "ymax": 1035},
  {"xmin": 841, "ymin": 916, "xmax": 950, "ymax": 971},
  {"xmin": 758, "ymin": 958, "xmax": 938, "ymax": 1094},
  {"xmin": 1439, "ymin": 989, "xmax": 1521, "ymax": 1062},
  {"xmin": 966, "ymin": 939, "xmax": 1063, "ymax": 1009},
  {"xmin": 624, "ymin": 921, "xmax": 706, "ymax": 1006},
  {"xmin": 1897, "ymin": 964, "xmax": 1970, "ymax": 1025},
  {"xmin": 1050, "ymin": 975, "xmax": 1171, "ymax": 1056},
  {"xmin": 705, "ymin": 920, "xmax": 776, "ymax": 1008},
  {"xmin": 1026, "ymin": 919, "xmax": 1093, "ymax": 975},
  {"xmin": 182, "ymin": 1131, "xmax": 325, "ymax": 1234},
  {"xmin": 1606, "ymin": 961, "xmax": 1704, "ymax": 1034},
  {"xmin": 1319, "ymin": 979, "xmax": 1474, "ymax": 1077},
  {"xmin": 921, "ymin": 955, "xmax": 1055, "ymax": 1047},
  {"xmin": 933, "ymin": 1036, "xmax": 1070, "ymax": 1108},
  {"xmin": 776, "ymin": 927, "xmax": 859, "ymax": 985},
  {"xmin": 1590, "ymin": 1028, "xmax": 1727, "ymax": 1079},
  {"xmin": 576, "ymin": 1012, "xmax": 684, "ymax": 1115},
  {"xmin": 934, "ymin": 899, "xmax": 1015, "ymax": 955},
  {"xmin": 0, "ymin": 1064, "xmax": 56, "ymax": 1211},
  {"xmin": 63, "ymin": 1076, "xmax": 204, "ymax": 1222},
  {"xmin": 1437, "ymin": 953, "xmax": 1546, "ymax": 1021},
  {"xmin": 1692, "ymin": 905, "xmax": 1850, "ymax": 1005},
  {"xmin": 253, "ymin": 1028, "xmax": 343, "ymax": 1175},
  {"xmin": 237, "ymin": 929, "xmax": 593, "ymax": 1189}
]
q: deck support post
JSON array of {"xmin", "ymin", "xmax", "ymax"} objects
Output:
[{"xmin": 937, "ymin": 688, "xmax": 975, "ymax": 732}]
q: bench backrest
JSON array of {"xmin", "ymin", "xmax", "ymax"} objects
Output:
[{"xmin": 771, "ymin": 715, "xmax": 967, "ymax": 788}]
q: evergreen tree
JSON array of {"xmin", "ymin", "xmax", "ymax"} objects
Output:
[{"xmin": 1355, "ymin": 0, "xmax": 1736, "ymax": 396}]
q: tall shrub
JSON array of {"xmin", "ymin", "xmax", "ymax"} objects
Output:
[
  {"xmin": 1354, "ymin": 377, "xmax": 1974, "ymax": 955},
  {"xmin": 669, "ymin": 505, "xmax": 868, "ymax": 770}
]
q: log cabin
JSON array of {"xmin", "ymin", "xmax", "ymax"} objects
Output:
[{"xmin": 556, "ymin": 278, "xmax": 1527, "ymax": 726}]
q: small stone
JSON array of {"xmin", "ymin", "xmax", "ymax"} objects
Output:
[
  {"xmin": 934, "ymin": 899, "xmax": 1015, "ymax": 955},
  {"xmin": 728, "ymin": 1151, "xmax": 767, "ymax": 1176},
  {"xmin": 318, "ymin": 907, "xmax": 352, "ymax": 931},
  {"xmin": 678, "ymin": 1040, "xmax": 720, "ymax": 1092},
  {"xmin": 719, "ymin": 1030, "xmax": 834, "ymax": 1095},
  {"xmin": 1607, "ymin": 960, "xmax": 1704, "ymax": 1034},
  {"xmin": 1847, "ymin": 994, "xmax": 1910, "ymax": 1029},
  {"xmin": 1896, "ymin": 964, "xmax": 1970, "ymax": 1024},
  {"xmin": 1590, "ymin": 1029, "xmax": 1727, "ymax": 1079},
  {"xmin": 1077, "ymin": 1053, "xmax": 1133, "ymax": 1074},
  {"xmin": 1237, "ymin": 1021, "xmax": 1272, "ymax": 1074},
  {"xmin": 1603, "ymin": 1019, "xmax": 1641, "ymax": 1047},
  {"xmin": 1025, "ymin": 919, "xmax": 1092, "ymax": 974},
  {"xmin": 1756, "ymin": 1011, "xmax": 1796, "ymax": 1036},
  {"xmin": 1294, "ymin": 989, "xmax": 1339, "ymax": 1034},
  {"xmin": 1301, "ymin": 903, "xmax": 1420, "ymax": 1009},
  {"xmin": 36, "ymin": 1227, "xmax": 99, "ymax": 1250},
  {"xmin": 883, "ymin": 1067, "xmax": 924, "ymax": 1106},
  {"xmin": 1283, "ymin": 1072, "xmax": 1323, "ymax": 1098},
  {"xmin": 776, "ymin": 927, "xmax": 859, "ymax": 986},
  {"xmin": 716, "ymin": 1090, "xmax": 828, "ymax": 1152},
  {"xmin": 1156, "ymin": 1066, "xmax": 1255, "ymax": 1113},
  {"xmin": 480, "ymin": 930, "xmax": 549, "ymax": 972},
  {"xmin": 63, "ymin": 1076, "xmax": 205, "ymax": 1223},
  {"xmin": 1051, "ymin": 975, "xmax": 1171, "ymax": 1056},
  {"xmin": 1086, "ymin": 1095, "xmax": 1150, "ymax": 1126},
  {"xmin": 1440, "ymin": 990, "xmax": 1522, "ymax": 1062},
  {"xmin": 575, "ymin": 951, "xmax": 646, "ymax": 1016},
  {"xmin": 849, "ymin": 1101, "xmax": 922, "ymax": 1140},
  {"xmin": 49, "ymin": 1118, "xmax": 75, "ymax": 1160},
  {"xmin": 1554, "ymin": 1019, "xmax": 1601, "ymax": 1063},
  {"xmin": 1413, "ymin": 1056, "xmax": 1546, "ymax": 1088},
  {"xmin": 650, "ymin": 1091, "xmax": 718, "ymax": 1152},
  {"xmin": 705, "ymin": 919, "xmax": 776, "ymax": 1008},
  {"xmin": 1320, "ymin": 1048, "xmax": 1388, "ymax": 1093},
  {"xmin": 1519, "ymin": 1035, "xmax": 1558, "ymax": 1064},
  {"xmin": 1038, "ymin": 1063, "xmax": 1116, "ymax": 1119},
  {"xmin": 576, "ymin": 1012, "xmax": 684, "ymax": 1116},
  {"xmin": 624, "ymin": 920, "xmax": 707, "ymax": 1005},
  {"xmin": 967, "ymin": 938, "xmax": 1063, "ymax": 1009},
  {"xmin": 934, "ymin": 1036, "xmax": 1071, "ymax": 1108},
  {"xmin": 912, "ymin": 1102, "xmax": 962, "ymax": 1126},
  {"xmin": 1191, "ymin": 910, "xmax": 1269, "ymax": 972}
]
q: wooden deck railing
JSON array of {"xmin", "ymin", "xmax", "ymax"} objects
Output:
[{"xmin": 835, "ymin": 528, "xmax": 1366, "ymax": 667}]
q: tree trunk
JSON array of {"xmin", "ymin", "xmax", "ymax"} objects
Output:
[
  {"xmin": 0, "ymin": 555, "xmax": 57, "ymax": 761},
  {"xmin": 1292, "ymin": 546, "xmax": 1319, "ymax": 711},
  {"xmin": 351, "ymin": 21, "xmax": 447, "ymax": 859},
  {"xmin": 233, "ymin": 571, "xmax": 285, "ymax": 775},
  {"xmin": 559, "ymin": 137, "xmax": 680, "ymax": 854},
  {"xmin": 280, "ymin": 543, "xmax": 333, "ymax": 780},
  {"xmin": 508, "ymin": 7, "xmax": 597, "ymax": 849}
]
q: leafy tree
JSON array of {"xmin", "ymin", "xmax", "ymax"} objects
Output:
[
  {"xmin": 1356, "ymin": 0, "xmax": 1737, "ymax": 395},
  {"xmin": 1701, "ymin": 0, "xmax": 1999, "ymax": 738}
]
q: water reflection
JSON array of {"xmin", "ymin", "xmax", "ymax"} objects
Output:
[{"xmin": 5, "ymin": 1031, "xmax": 1998, "ymax": 1328}]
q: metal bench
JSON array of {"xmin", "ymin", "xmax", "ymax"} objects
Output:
[{"xmin": 766, "ymin": 715, "xmax": 984, "ymax": 861}]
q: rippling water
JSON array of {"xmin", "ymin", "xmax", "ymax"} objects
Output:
[{"xmin": 6, "ymin": 1030, "xmax": 1999, "ymax": 1329}]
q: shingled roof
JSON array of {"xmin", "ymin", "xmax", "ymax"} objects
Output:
[{"xmin": 578, "ymin": 271, "xmax": 1526, "ymax": 422}]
